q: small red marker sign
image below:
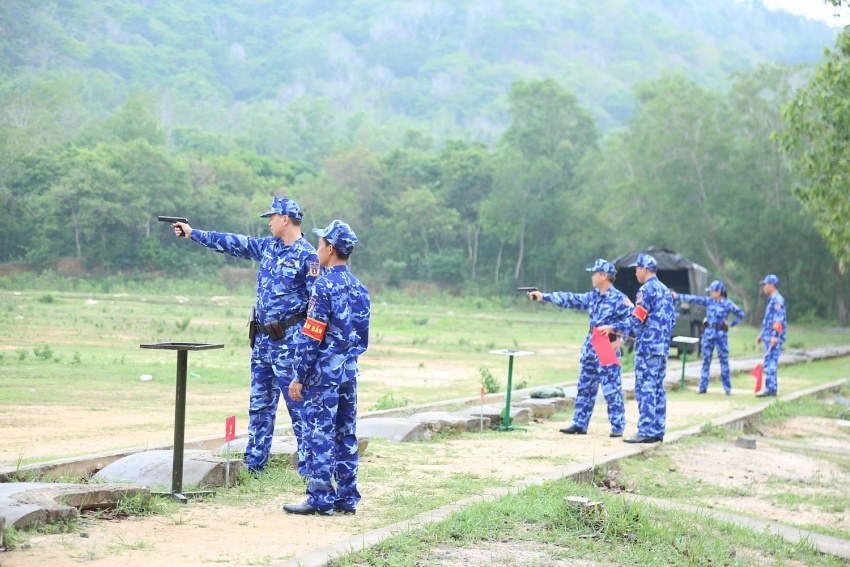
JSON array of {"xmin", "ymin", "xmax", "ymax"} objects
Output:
[{"xmin": 225, "ymin": 415, "xmax": 236, "ymax": 442}]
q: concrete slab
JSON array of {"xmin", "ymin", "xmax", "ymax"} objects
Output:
[
  {"xmin": 356, "ymin": 418, "xmax": 431, "ymax": 442},
  {"xmin": 407, "ymin": 411, "xmax": 487, "ymax": 433},
  {"xmin": 463, "ymin": 404, "xmax": 531, "ymax": 426},
  {"xmin": 218, "ymin": 436, "xmax": 297, "ymax": 464},
  {"xmin": 0, "ymin": 482, "xmax": 148, "ymax": 530},
  {"xmin": 93, "ymin": 450, "xmax": 240, "ymax": 489},
  {"xmin": 515, "ymin": 397, "xmax": 571, "ymax": 417}
]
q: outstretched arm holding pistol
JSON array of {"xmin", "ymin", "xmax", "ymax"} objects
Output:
[{"xmin": 518, "ymin": 286, "xmax": 543, "ymax": 301}]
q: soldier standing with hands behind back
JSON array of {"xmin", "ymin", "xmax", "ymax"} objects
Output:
[
  {"xmin": 599, "ymin": 253, "xmax": 675, "ymax": 444},
  {"xmin": 172, "ymin": 197, "xmax": 319, "ymax": 477},
  {"xmin": 756, "ymin": 274, "xmax": 786, "ymax": 397},
  {"xmin": 526, "ymin": 259, "xmax": 632, "ymax": 437},
  {"xmin": 285, "ymin": 220, "xmax": 370, "ymax": 516}
]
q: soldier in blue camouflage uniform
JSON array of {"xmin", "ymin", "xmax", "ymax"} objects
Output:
[
  {"xmin": 527, "ymin": 259, "xmax": 632, "ymax": 437},
  {"xmin": 173, "ymin": 198, "xmax": 319, "ymax": 476},
  {"xmin": 672, "ymin": 280, "xmax": 745, "ymax": 395},
  {"xmin": 756, "ymin": 274, "xmax": 786, "ymax": 397},
  {"xmin": 285, "ymin": 220, "xmax": 370, "ymax": 516},
  {"xmin": 600, "ymin": 253, "xmax": 675, "ymax": 443}
]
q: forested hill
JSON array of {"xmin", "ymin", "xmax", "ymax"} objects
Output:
[{"xmin": 1, "ymin": 0, "xmax": 838, "ymax": 146}]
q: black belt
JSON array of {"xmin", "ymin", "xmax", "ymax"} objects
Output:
[
  {"xmin": 706, "ymin": 323, "xmax": 728, "ymax": 331},
  {"xmin": 255, "ymin": 310, "xmax": 307, "ymax": 337}
]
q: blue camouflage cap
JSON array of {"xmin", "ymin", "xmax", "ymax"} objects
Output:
[
  {"xmin": 586, "ymin": 258, "xmax": 616, "ymax": 275},
  {"xmin": 260, "ymin": 197, "xmax": 303, "ymax": 220},
  {"xmin": 706, "ymin": 280, "xmax": 725, "ymax": 293},
  {"xmin": 313, "ymin": 219, "xmax": 358, "ymax": 255},
  {"xmin": 629, "ymin": 253, "xmax": 658, "ymax": 272},
  {"xmin": 759, "ymin": 274, "xmax": 779, "ymax": 287}
]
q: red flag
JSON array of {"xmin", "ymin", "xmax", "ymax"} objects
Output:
[
  {"xmin": 591, "ymin": 328, "xmax": 620, "ymax": 367},
  {"xmin": 225, "ymin": 415, "xmax": 236, "ymax": 442},
  {"xmin": 480, "ymin": 386, "xmax": 485, "ymax": 405},
  {"xmin": 750, "ymin": 364, "xmax": 763, "ymax": 393}
]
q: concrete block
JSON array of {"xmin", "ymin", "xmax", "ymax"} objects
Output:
[
  {"xmin": 0, "ymin": 482, "xmax": 148, "ymax": 530},
  {"xmin": 356, "ymin": 418, "xmax": 431, "ymax": 442},
  {"xmin": 93, "ymin": 450, "xmax": 240, "ymax": 489},
  {"xmin": 735, "ymin": 436, "xmax": 757, "ymax": 450},
  {"xmin": 408, "ymin": 411, "xmax": 486, "ymax": 433},
  {"xmin": 463, "ymin": 405, "xmax": 531, "ymax": 426},
  {"xmin": 515, "ymin": 397, "xmax": 570, "ymax": 417}
]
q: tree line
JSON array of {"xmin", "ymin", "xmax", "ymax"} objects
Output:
[{"xmin": 0, "ymin": 63, "xmax": 847, "ymax": 325}]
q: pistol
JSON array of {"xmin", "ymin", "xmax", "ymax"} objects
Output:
[
  {"xmin": 517, "ymin": 286, "xmax": 540, "ymax": 300},
  {"xmin": 158, "ymin": 215, "xmax": 189, "ymax": 236}
]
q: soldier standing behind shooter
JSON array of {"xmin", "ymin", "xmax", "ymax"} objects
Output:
[
  {"xmin": 756, "ymin": 274, "xmax": 786, "ymax": 397},
  {"xmin": 672, "ymin": 280, "xmax": 745, "ymax": 395},
  {"xmin": 286, "ymin": 220, "xmax": 370, "ymax": 516},
  {"xmin": 599, "ymin": 253, "xmax": 675, "ymax": 444},
  {"xmin": 172, "ymin": 198, "xmax": 319, "ymax": 477},
  {"xmin": 527, "ymin": 259, "xmax": 632, "ymax": 437}
]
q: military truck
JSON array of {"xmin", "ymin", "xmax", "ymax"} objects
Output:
[{"xmin": 612, "ymin": 247, "xmax": 709, "ymax": 355}]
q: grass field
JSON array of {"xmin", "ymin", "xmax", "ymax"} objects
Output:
[{"xmin": 2, "ymin": 277, "xmax": 850, "ymax": 467}]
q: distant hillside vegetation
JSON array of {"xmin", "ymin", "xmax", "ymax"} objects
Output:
[{"xmin": 0, "ymin": 0, "xmax": 838, "ymax": 145}]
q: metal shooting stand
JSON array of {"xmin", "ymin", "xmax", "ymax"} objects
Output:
[
  {"xmin": 488, "ymin": 349, "xmax": 534, "ymax": 431},
  {"xmin": 140, "ymin": 342, "xmax": 224, "ymax": 503},
  {"xmin": 672, "ymin": 336, "xmax": 700, "ymax": 391}
]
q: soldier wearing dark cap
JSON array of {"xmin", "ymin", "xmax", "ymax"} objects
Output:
[
  {"xmin": 599, "ymin": 253, "xmax": 675, "ymax": 443},
  {"xmin": 527, "ymin": 259, "xmax": 632, "ymax": 437},
  {"xmin": 172, "ymin": 197, "xmax": 319, "ymax": 476},
  {"xmin": 672, "ymin": 280, "xmax": 745, "ymax": 395},
  {"xmin": 756, "ymin": 274, "xmax": 786, "ymax": 397},
  {"xmin": 285, "ymin": 220, "xmax": 370, "ymax": 516}
]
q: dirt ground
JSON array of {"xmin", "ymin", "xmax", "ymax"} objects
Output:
[{"xmin": 1, "ymin": 394, "xmax": 848, "ymax": 566}]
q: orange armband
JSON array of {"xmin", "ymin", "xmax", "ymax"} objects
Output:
[
  {"xmin": 772, "ymin": 322, "xmax": 783, "ymax": 334},
  {"xmin": 633, "ymin": 305, "xmax": 648, "ymax": 323},
  {"xmin": 302, "ymin": 317, "xmax": 327, "ymax": 341}
]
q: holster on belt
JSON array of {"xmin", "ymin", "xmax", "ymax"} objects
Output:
[
  {"xmin": 248, "ymin": 306, "xmax": 258, "ymax": 349},
  {"xmin": 265, "ymin": 320, "xmax": 285, "ymax": 341},
  {"xmin": 701, "ymin": 318, "xmax": 708, "ymax": 332},
  {"xmin": 249, "ymin": 310, "xmax": 307, "ymax": 346}
]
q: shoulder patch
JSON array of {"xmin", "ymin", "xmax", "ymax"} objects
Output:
[
  {"xmin": 636, "ymin": 291, "xmax": 644, "ymax": 304},
  {"xmin": 308, "ymin": 262, "xmax": 320, "ymax": 277},
  {"xmin": 308, "ymin": 296, "xmax": 316, "ymax": 313},
  {"xmin": 774, "ymin": 302, "xmax": 781, "ymax": 310}
]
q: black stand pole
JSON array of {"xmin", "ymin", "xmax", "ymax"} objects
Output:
[{"xmin": 140, "ymin": 342, "xmax": 224, "ymax": 503}]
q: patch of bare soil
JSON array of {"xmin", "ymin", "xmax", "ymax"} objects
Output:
[
  {"xmin": 660, "ymin": 417, "xmax": 850, "ymax": 534},
  {"xmin": 424, "ymin": 540, "xmax": 603, "ymax": 566},
  {"xmin": 2, "ymin": 397, "xmax": 846, "ymax": 566}
]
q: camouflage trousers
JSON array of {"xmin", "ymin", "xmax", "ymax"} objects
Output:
[
  {"xmin": 571, "ymin": 358, "xmax": 625, "ymax": 434},
  {"xmin": 244, "ymin": 340, "xmax": 306, "ymax": 474},
  {"xmin": 303, "ymin": 379, "xmax": 360, "ymax": 513},
  {"xmin": 699, "ymin": 329, "xmax": 731, "ymax": 393},
  {"xmin": 763, "ymin": 342, "xmax": 782, "ymax": 394},
  {"xmin": 634, "ymin": 354, "xmax": 667, "ymax": 439}
]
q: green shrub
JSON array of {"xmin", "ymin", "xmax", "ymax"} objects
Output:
[
  {"xmin": 369, "ymin": 392, "xmax": 411, "ymax": 411},
  {"xmin": 480, "ymin": 366, "xmax": 500, "ymax": 394}
]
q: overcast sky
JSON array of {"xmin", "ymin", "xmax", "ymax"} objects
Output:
[{"xmin": 759, "ymin": 0, "xmax": 849, "ymax": 26}]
